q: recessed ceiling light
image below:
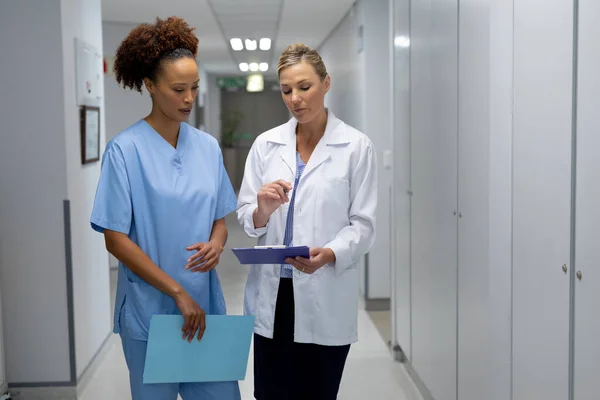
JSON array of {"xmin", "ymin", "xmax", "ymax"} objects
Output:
[
  {"xmin": 249, "ymin": 62, "xmax": 259, "ymax": 72},
  {"xmin": 239, "ymin": 63, "xmax": 249, "ymax": 72},
  {"xmin": 259, "ymin": 63, "xmax": 269, "ymax": 72},
  {"xmin": 230, "ymin": 38, "xmax": 243, "ymax": 51},
  {"xmin": 247, "ymin": 73, "xmax": 264, "ymax": 92},
  {"xmin": 394, "ymin": 35, "xmax": 410, "ymax": 48},
  {"xmin": 259, "ymin": 38, "xmax": 272, "ymax": 51},
  {"xmin": 245, "ymin": 39, "xmax": 257, "ymax": 51}
]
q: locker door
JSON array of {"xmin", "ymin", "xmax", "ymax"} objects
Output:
[
  {"xmin": 512, "ymin": 0, "xmax": 574, "ymax": 398},
  {"xmin": 457, "ymin": 1, "xmax": 491, "ymax": 399},
  {"xmin": 0, "ymin": 289, "xmax": 5, "ymax": 393},
  {"xmin": 391, "ymin": 0, "xmax": 412, "ymax": 361},
  {"xmin": 410, "ymin": 0, "xmax": 459, "ymax": 398},
  {"xmin": 573, "ymin": 0, "xmax": 600, "ymax": 397}
]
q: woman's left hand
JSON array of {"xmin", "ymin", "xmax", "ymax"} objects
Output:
[
  {"xmin": 285, "ymin": 248, "xmax": 336, "ymax": 274},
  {"xmin": 185, "ymin": 241, "xmax": 223, "ymax": 273}
]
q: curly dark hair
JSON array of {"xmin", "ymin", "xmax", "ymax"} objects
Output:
[{"xmin": 114, "ymin": 16, "xmax": 199, "ymax": 93}]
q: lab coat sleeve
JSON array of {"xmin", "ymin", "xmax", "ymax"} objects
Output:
[
  {"xmin": 325, "ymin": 141, "xmax": 377, "ymax": 275},
  {"xmin": 237, "ymin": 141, "xmax": 268, "ymax": 237},
  {"xmin": 90, "ymin": 143, "xmax": 132, "ymax": 235}
]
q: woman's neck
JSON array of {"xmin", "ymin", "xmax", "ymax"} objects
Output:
[
  {"xmin": 145, "ymin": 108, "xmax": 180, "ymax": 148},
  {"xmin": 296, "ymin": 109, "xmax": 328, "ymax": 147}
]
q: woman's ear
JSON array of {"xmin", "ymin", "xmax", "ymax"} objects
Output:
[
  {"xmin": 323, "ymin": 75, "xmax": 331, "ymax": 94},
  {"xmin": 144, "ymin": 78, "xmax": 154, "ymax": 96}
]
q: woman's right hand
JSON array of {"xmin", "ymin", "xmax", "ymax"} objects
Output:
[
  {"xmin": 256, "ymin": 180, "xmax": 293, "ymax": 220},
  {"xmin": 173, "ymin": 290, "xmax": 206, "ymax": 342}
]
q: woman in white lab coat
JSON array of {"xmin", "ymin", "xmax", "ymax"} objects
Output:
[{"xmin": 237, "ymin": 43, "xmax": 378, "ymax": 400}]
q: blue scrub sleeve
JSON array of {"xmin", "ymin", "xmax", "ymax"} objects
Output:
[
  {"xmin": 90, "ymin": 143, "xmax": 133, "ymax": 234},
  {"xmin": 214, "ymin": 151, "xmax": 238, "ymax": 220}
]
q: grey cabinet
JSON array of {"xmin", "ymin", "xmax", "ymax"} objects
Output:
[{"xmin": 573, "ymin": 0, "xmax": 600, "ymax": 397}]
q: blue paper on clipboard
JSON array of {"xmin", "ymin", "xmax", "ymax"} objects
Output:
[
  {"xmin": 143, "ymin": 315, "xmax": 254, "ymax": 384},
  {"xmin": 232, "ymin": 246, "xmax": 310, "ymax": 265}
]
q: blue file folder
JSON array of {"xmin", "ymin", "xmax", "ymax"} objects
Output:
[
  {"xmin": 232, "ymin": 246, "xmax": 310, "ymax": 265},
  {"xmin": 143, "ymin": 315, "xmax": 254, "ymax": 384}
]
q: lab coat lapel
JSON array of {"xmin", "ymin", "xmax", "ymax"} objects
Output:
[
  {"xmin": 302, "ymin": 141, "xmax": 330, "ymax": 179},
  {"xmin": 279, "ymin": 119, "xmax": 297, "ymax": 177}
]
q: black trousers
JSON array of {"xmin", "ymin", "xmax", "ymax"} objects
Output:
[{"xmin": 253, "ymin": 278, "xmax": 351, "ymax": 400}]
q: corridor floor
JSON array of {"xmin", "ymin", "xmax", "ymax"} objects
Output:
[{"xmin": 80, "ymin": 215, "xmax": 422, "ymax": 400}]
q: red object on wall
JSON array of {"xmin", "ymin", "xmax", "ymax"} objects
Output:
[{"xmin": 103, "ymin": 58, "xmax": 107, "ymax": 74}]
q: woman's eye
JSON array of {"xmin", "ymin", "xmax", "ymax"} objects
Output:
[
  {"xmin": 301, "ymin": 87, "xmax": 310, "ymax": 91},
  {"xmin": 283, "ymin": 90, "xmax": 291, "ymax": 95}
]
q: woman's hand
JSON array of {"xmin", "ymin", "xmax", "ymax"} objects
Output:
[
  {"xmin": 254, "ymin": 180, "xmax": 293, "ymax": 228},
  {"xmin": 285, "ymin": 248, "xmax": 336, "ymax": 274},
  {"xmin": 185, "ymin": 241, "xmax": 223, "ymax": 273},
  {"xmin": 173, "ymin": 290, "xmax": 206, "ymax": 342}
]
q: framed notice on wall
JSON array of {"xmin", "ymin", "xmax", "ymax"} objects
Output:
[{"xmin": 80, "ymin": 105, "xmax": 100, "ymax": 164}]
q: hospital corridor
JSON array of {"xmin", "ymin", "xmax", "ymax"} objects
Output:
[
  {"xmin": 3, "ymin": 0, "xmax": 600, "ymax": 399},
  {"xmin": 77, "ymin": 215, "xmax": 421, "ymax": 400}
]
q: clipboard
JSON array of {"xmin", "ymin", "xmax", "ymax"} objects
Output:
[{"xmin": 232, "ymin": 246, "xmax": 310, "ymax": 265}]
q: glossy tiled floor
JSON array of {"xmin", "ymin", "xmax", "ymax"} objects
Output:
[{"xmin": 80, "ymin": 216, "xmax": 422, "ymax": 400}]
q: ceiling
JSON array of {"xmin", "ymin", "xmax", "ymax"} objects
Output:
[{"xmin": 101, "ymin": 0, "xmax": 355, "ymax": 77}]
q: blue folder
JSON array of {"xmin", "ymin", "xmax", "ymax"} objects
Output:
[
  {"xmin": 143, "ymin": 315, "xmax": 254, "ymax": 384},
  {"xmin": 232, "ymin": 246, "xmax": 310, "ymax": 265}
]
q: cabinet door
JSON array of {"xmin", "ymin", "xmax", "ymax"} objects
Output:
[
  {"xmin": 410, "ymin": 0, "xmax": 459, "ymax": 398},
  {"xmin": 391, "ymin": 0, "xmax": 412, "ymax": 361},
  {"xmin": 457, "ymin": 1, "xmax": 491, "ymax": 399},
  {"xmin": 573, "ymin": 0, "xmax": 600, "ymax": 397},
  {"xmin": 512, "ymin": 0, "xmax": 574, "ymax": 399},
  {"xmin": 0, "ymin": 289, "xmax": 5, "ymax": 391}
]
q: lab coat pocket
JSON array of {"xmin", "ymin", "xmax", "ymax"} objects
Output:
[{"xmin": 316, "ymin": 177, "xmax": 351, "ymax": 241}]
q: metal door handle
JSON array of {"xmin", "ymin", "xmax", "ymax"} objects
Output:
[
  {"xmin": 562, "ymin": 264, "xmax": 568, "ymax": 274},
  {"xmin": 577, "ymin": 271, "xmax": 582, "ymax": 281}
]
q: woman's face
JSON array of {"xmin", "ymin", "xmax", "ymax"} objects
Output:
[
  {"xmin": 146, "ymin": 57, "xmax": 199, "ymax": 123},
  {"xmin": 279, "ymin": 61, "xmax": 330, "ymax": 124}
]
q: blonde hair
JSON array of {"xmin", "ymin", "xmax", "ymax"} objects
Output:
[{"xmin": 277, "ymin": 43, "xmax": 328, "ymax": 80}]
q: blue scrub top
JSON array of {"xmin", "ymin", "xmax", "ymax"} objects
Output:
[{"xmin": 90, "ymin": 120, "xmax": 237, "ymax": 341}]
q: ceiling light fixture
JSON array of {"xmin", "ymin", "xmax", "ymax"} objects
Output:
[
  {"xmin": 247, "ymin": 73, "xmax": 264, "ymax": 92},
  {"xmin": 239, "ymin": 63, "xmax": 249, "ymax": 72},
  {"xmin": 245, "ymin": 39, "xmax": 257, "ymax": 51},
  {"xmin": 230, "ymin": 38, "xmax": 243, "ymax": 51},
  {"xmin": 249, "ymin": 62, "xmax": 259, "ymax": 72},
  {"xmin": 259, "ymin": 63, "xmax": 269, "ymax": 72},
  {"xmin": 394, "ymin": 35, "xmax": 410, "ymax": 48},
  {"xmin": 259, "ymin": 38, "xmax": 272, "ymax": 51}
]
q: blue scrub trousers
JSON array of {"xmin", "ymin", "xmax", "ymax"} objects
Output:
[{"xmin": 119, "ymin": 314, "xmax": 241, "ymax": 400}]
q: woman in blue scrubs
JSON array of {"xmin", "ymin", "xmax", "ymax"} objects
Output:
[{"xmin": 90, "ymin": 17, "xmax": 240, "ymax": 400}]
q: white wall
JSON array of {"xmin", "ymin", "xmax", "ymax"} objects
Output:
[
  {"xmin": 0, "ymin": 0, "xmax": 72, "ymax": 383},
  {"xmin": 103, "ymin": 21, "xmax": 152, "ymax": 145},
  {"xmin": 320, "ymin": 0, "xmax": 392, "ymax": 302},
  {"xmin": 0, "ymin": 0, "xmax": 110, "ymax": 386},
  {"xmin": 61, "ymin": 0, "xmax": 112, "ymax": 379}
]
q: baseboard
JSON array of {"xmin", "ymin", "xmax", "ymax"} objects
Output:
[
  {"xmin": 76, "ymin": 332, "xmax": 115, "ymax": 397},
  {"xmin": 9, "ymin": 332, "xmax": 114, "ymax": 400},
  {"xmin": 7, "ymin": 386, "xmax": 77, "ymax": 400},
  {"xmin": 364, "ymin": 298, "xmax": 390, "ymax": 311},
  {"xmin": 402, "ymin": 358, "xmax": 436, "ymax": 400}
]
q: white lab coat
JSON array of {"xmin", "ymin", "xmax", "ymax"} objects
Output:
[{"xmin": 237, "ymin": 110, "xmax": 377, "ymax": 346}]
